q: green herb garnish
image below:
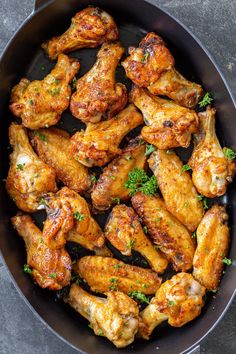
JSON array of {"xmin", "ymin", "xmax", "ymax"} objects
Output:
[
  {"xmin": 71, "ymin": 77, "xmax": 77, "ymax": 90},
  {"xmin": 127, "ymin": 239, "xmax": 135, "ymax": 249},
  {"xmin": 89, "ymin": 175, "xmax": 97, "ymax": 184},
  {"xmin": 168, "ymin": 300, "xmax": 175, "ymax": 307},
  {"xmin": 23, "ymin": 264, "xmax": 32, "ymax": 274},
  {"xmin": 50, "ymin": 87, "xmax": 60, "ymax": 95},
  {"xmin": 223, "ymin": 147, "xmax": 236, "ymax": 160},
  {"xmin": 141, "ymin": 51, "xmax": 150, "ymax": 63},
  {"xmin": 111, "ymin": 197, "xmax": 120, "ymax": 205},
  {"xmin": 181, "ymin": 164, "xmax": 191, "ymax": 173},
  {"xmin": 222, "ymin": 257, "xmax": 232, "ymax": 266},
  {"xmin": 109, "ymin": 278, "xmax": 119, "ymax": 291},
  {"xmin": 73, "ymin": 212, "xmax": 85, "ymax": 221},
  {"xmin": 16, "ymin": 163, "xmax": 25, "ymax": 170},
  {"xmin": 49, "ymin": 273, "xmax": 57, "ymax": 278},
  {"xmin": 198, "ymin": 92, "xmax": 213, "ymax": 107},
  {"xmin": 145, "ymin": 144, "xmax": 156, "ymax": 156},
  {"xmin": 29, "ymin": 99, "xmax": 33, "ymax": 105},
  {"xmin": 55, "ymin": 78, "xmax": 60, "ymax": 85},
  {"xmin": 143, "ymin": 226, "xmax": 148, "ymax": 234},
  {"xmin": 192, "ymin": 231, "xmax": 197, "ymax": 238},
  {"xmin": 197, "ymin": 194, "xmax": 208, "ymax": 210},
  {"xmin": 125, "ymin": 168, "xmax": 158, "ymax": 196},
  {"xmin": 128, "ymin": 290, "xmax": 150, "ymax": 304},
  {"xmin": 114, "ymin": 264, "xmax": 122, "ymax": 269}
]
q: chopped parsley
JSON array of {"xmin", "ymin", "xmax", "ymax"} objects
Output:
[
  {"xmin": 50, "ymin": 87, "xmax": 60, "ymax": 95},
  {"xmin": 125, "ymin": 168, "xmax": 158, "ymax": 196},
  {"xmin": 141, "ymin": 51, "xmax": 150, "ymax": 63},
  {"xmin": 192, "ymin": 231, "xmax": 197, "ymax": 238},
  {"xmin": 168, "ymin": 300, "xmax": 175, "ymax": 307},
  {"xmin": 109, "ymin": 278, "xmax": 118, "ymax": 291},
  {"xmin": 23, "ymin": 264, "xmax": 32, "ymax": 274},
  {"xmin": 39, "ymin": 197, "xmax": 47, "ymax": 206},
  {"xmin": 198, "ymin": 92, "xmax": 213, "ymax": 107},
  {"xmin": 111, "ymin": 197, "xmax": 120, "ymax": 205},
  {"xmin": 71, "ymin": 77, "xmax": 77, "ymax": 90},
  {"xmin": 29, "ymin": 99, "xmax": 33, "ymax": 105},
  {"xmin": 197, "ymin": 195, "xmax": 208, "ymax": 210},
  {"xmin": 128, "ymin": 290, "xmax": 150, "ymax": 304},
  {"xmin": 114, "ymin": 264, "xmax": 122, "ymax": 269},
  {"xmin": 54, "ymin": 78, "xmax": 60, "ymax": 85},
  {"xmin": 223, "ymin": 147, "xmax": 236, "ymax": 160},
  {"xmin": 71, "ymin": 274, "xmax": 82, "ymax": 285},
  {"xmin": 222, "ymin": 257, "xmax": 232, "ymax": 266},
  {"xmin": 34, "ymin": 130, "xmax": 46, "ymax": 142},
  {"xmin": 49, "ymin": 273, "xmax": 57, "ymax": 278},
  {"xmin": 73, "ymin": 212, "xmax": 85, "ymax": 221},
  {"xmin": 127, "ymin": 239, "xmax": 135, "ymax": 249},
  {"xmin": 125, "ymin": 155, "xmax": 133, "ymax": 161},
  {"xmin": 16, "ymin": 163, "xmax": 25, "ymax": 170},
  {"xmin": 145, "ymin": 144, "xmax": 156, "ymax": 156},
  {"xmin": 89, "ymin": 175, "xmax": 97, "ymax": 184},
  {"xmin": 181, "ymin": 164, "xmax": 191, "ymax": 173},
  {"xmin": 143, "ymin": 226, "xmax": 148, "ymax": 234}
]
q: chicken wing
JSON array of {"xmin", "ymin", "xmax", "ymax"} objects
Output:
[
  {"xmin": 139, "ymin": 273, "xmax": 205, "ymax": 339},
  {"xmin": 70, "ymin": 104, "xmax": 144, "ymax": 167},
  {"xmin": 193, "ymin": 205, "xmax": 230, "ymax": 291},
  {"xmin": 11, "ymin": 213, "xmax": 71, "ymax": 290},
  {"xmin": 132, "ymin": 193, "xmax": 195, "ymax": 272},
  {"xmin": 130, "ymin": 86, "xmax": 198, "ymax": 149},
  {"xmin": 148, "ymin": 68, "xmax": 203, "ymax": 108},
  {"xmin": 42, "ymin": 7, "xmax": 118, "ymax": 60},
  {"xmin": 76, "ymin": 256, "xmax": 161, "ymax": 295},
  {"xmin": 188, "ymin": 106, "xmax": 236, "ymax": 197},
  {"xmin": 105, "ymin": 205, "xmax": 168, "ymax": 273},
  {"xmin": 91, "ymin": 136, "xmax": 147, "ymax": 211},
  {"xmin": 9, "ymin": 54, "xmax": 79, "ymax": 129},
  {"xmin": 122, "ymin": 32, "xmax": 174, "ymax": 87},
  {"xmin": 148, "ymin": 150, "xmax": 204, "ymax": 232},
  {"xmin": 70, "ymin": 42, "xmax": 127, "ymax": 123},
  {"xmin": 30, "ymin": 127, "xmax": 91, "ymax": 193},
  {"xmin": 65, "ymin": 284, "xmax": 139, "ymax": 348},
  {"xmin": 6, "ymin": 123, "xmax": 57, "ymax": 212}
]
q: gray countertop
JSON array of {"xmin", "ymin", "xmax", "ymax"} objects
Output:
[{"xmin": 0, "ymin": 1, "xmax": 235, "ymax": 353}]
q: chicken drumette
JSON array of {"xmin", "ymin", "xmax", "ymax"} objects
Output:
[
  {"xmin": 70, "ymin": 41, "xmax": 127, "ymax": 123},
  {"xmin": 70, "ymin": 104, "xmax": 143, "ymax": 167},
  {"xmin": 130, "ymin": 86, "xmax": 198, "ymax": 149},
  {"xmin": 9, "ymin": 54, "xmax": 79, "ymax": 129},
  {"xmin": 6, "ymin": 123, "xmax": 57, "ymax": 212},
  {"xmin": 188, "ymin": 106, "xmax": 236, "ymax": 198},
  {"xmin": 11, "ymin": 213, "xmax": 71, "ymax": 290},
  {"xmin": 139, "ymin": 273, "xmax": 206, "ymax": 339},
  {"xmin": 65, "ymin": 284, "xmax": 139, "ymax": 348},
  {"xmin": 42, "ymin": 7, "xmax": 118, "ymax": 60}
]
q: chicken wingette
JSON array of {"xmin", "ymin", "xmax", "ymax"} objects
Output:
[
  {"xmin": 76, "ymin": 256, "xmax": 161, "ymax": 295},
  {"xmin": 148, "ymin": 149, "xmax": 204, "ymax": 232},
  {"xmin": 139, "ymin": 273, "xmax": 206, "ymax": 339},
  {"xmin": 193, "ymin": 205, "xmax": 230, "ymax": 291},
  {"xmin": 11, "ymin": 213, "xmax": 71, "ymax": 290},
  {"xmin": 6, "ymin": 123, "xmax": 57, "ymax": 212},
  {"xmin": 9, "ymin": 54, "xmax": 79, "ymax": 129},
  {"xmin": 65, "ymin": 284, "xmax": 139, "ymax": 348},
  {"xmin": 105, "ymin": 205, "xmax": 168, "ymax": 273},
  {"xmin": 132, "ymin": 192, "xmax": 195, "ymax": 272}
]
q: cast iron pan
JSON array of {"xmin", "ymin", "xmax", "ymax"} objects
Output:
[{"xmin": 0, "ymin": 0, "xmax": 235, "ymax": 353}]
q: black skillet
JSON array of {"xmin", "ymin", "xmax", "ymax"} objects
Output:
[{"xmin": 0, "ymin": 0, "xmax": 235, "ymax": 353}]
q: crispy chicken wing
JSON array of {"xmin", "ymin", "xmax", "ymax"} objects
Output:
[
  {"xmin": 148, "ymin": 150, "xmax": 204, "ymax": 232},
  {"xmin": 91, "ymin": 136, "xmax": 147, "ymax": 211},
  {"xmin": 30, "ymin": 127, "xmax": 91, "ymax": 193},
  {"xmin": 70, "ymin": 42, "xmax": 127, "ymax": 123},
  {"xmin": 9, "ymin": 54, "xmax": 79, "ymax": 129},
  {"xmin": 132, "ymin": 193, "xmax": 195, "ymax": 272},
  {"xmin": 70, "ymin": 104, "xmax": 143, "ymax": 167},
  {"xmin": 139, "ymin": 273, "xmax": 205, "ymax": 339},
  {"xmin": 42, "ymin": 7, "xmax": 118, "ymax": 60},
  {"xmin": 193, "ymin": 205, "xmax": 230, "ymax": 291},
  {"xmin": 11, "ymin": 213, "xmax": 71, "ymax": 290},
  {"xmin": 130, "ymin": 86, "xmax": 198, "ymax": 149},
  {"xmin": 188, "ymin": 107, "xmax": 236, "ymax": 197},
  {"xmin": 76, "ymin": 256, "xmax": 161, "ymax": 295},
  {"xmin": 65, "ymin": 284, "xmax": 139, "ymax": 348},
  {"xmin": 6, "ymin": 123, "xmax": 57, "ymax": 212},
  {"xmin": 105, "ymin": 205, "xmax": 168, "ymax": 273},
  {"xmin": 122, "ymin": 32, "xmax": 174, "ymax": 87}
]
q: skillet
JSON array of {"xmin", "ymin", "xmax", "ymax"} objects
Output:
[{"xmin": 0, "ymin": 0, "xmax": 235, "ymax": 353}]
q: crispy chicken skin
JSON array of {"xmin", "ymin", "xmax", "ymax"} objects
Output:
[
  {"xmin": 148, "ymin": 68, "xmax": 203, "ymax": 108},
  {"xmin": 9, "ymin": 54, "xmax": 79, "ymax": 129},
  {"xmin": 193, "ymin": 205, "xmax": 230, "ymax": 291},
  {"xmin": 42, "ymin": 7, "xmax": 118, "ymax": 60},
  {"xmin": 65, "ymin": 284, "xmax": 139, "ymax": 348},
  {"xmin": 148, "ymin": 150, "xmax": 204, "ymax": 232},
  {"xmin": 6, "ymin": 123, "xmax": 57, "ymax": 212},
  {"xmin": 11, "ymin": 213, "xmax": 71, "ymax": 290},
  {"xmin": 139, "ymin": 273, "xmax": 205, "ymax": 339},
  {"xmin": 188, "ymin": 107, "xmax": 236, "ymax": 198},
  {"xmin": 30, "ymin": 127, "xmax": 91, "ymax": 193},
  {"xmin": 130, "ymin": 86, "xmax": 198, "ymax": 149},
  {"xmin": 132, "ymin": 193, "xmax": 195, "ymax": 272},
  {"xmin": 76, "ymin": 256, "xmax": 162, "ymax": 295},
  {"xmin": 105, "ymin": 205, "xmax": 168, "ymax": 273},
  {"xmin": 91, "ymin": 136, "xmax": 147, "ymax": 211},
  {"xmin": 70, "ymin": 42, "xmax": 127, "ymax": 123},
  {"xmin": 122, "ymin": 32, "xmax": 174, "ymax": 87},
  {"xmin": 70, "ymin": 104, "xmax": 144, "ymax": 167}
]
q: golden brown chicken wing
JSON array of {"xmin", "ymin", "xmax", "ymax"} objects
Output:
[
  {"xmin": 9, "ymin": 54, "xmax": 79, "ymax": 129},
  {"xmin": 30, "ymin": 127, "xmax": 91, "ymax": 193},
  {"xmin": 148, "ymin": 150, "xmax": 204, "ymax": 232},
  {"xmin": 76, "ymin": 256, "xmax": 161, "ymax": 295},
  {"xmin": 91, "ymin": 136, "xmax": 147, "ymax": 211},
  {"xmin": 65, "ymin": 284, "xmax": 139, "ymax": 348},
  {"xmin": 148, "ymin": 68, "xmax": 203, "ymax": 108},
  {"xmin": 42, "ymin": 7, "xmax": 118, "ymax": 60},
  {"xmin": 6, "ymin": 123, "xmax": 57, "ymax": 212},
  {"xmin": 188, "ymin": 107, "xmax": 236, "ymax": 197},
  {"xmin": 193, "ymin": 205, "xmax": 230, "ymax": 291},
  {"xmin": 132, "ymin": 193, "xmax": 195, "ymax": 272},
  {"xmin": 130, "ymin": 86, "xmax": 198, "ymax": 149},
  {"xmin": 122, "ymin": 32, "xmax": 174, "ymax": 87},
  {"xmin": 11, "ymin": 213, "xmax": 71, "ymax": 290},
  {"xmin": 139, "ymin": 273, "xmax": 205, "ymax": 339},
  {"xmin": 105, "ymin": 205, "xmax": 168, "ymax": 273},
  {"xmin": 70, "ymin": 42, "xmax": 127, "ymax": 123},
  {"xmin": 70, "ymin": 104, "xmax": 144, "ymax": 167}
]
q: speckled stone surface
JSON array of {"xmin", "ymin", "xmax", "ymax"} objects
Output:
[{"xmin": 0, "ymin": 0, "xmax": 235, "ymax": 353}]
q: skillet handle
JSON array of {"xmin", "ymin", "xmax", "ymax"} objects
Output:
[{"xmin": 34, "ymin": 0, "xmax": 50, "ymax": 11}]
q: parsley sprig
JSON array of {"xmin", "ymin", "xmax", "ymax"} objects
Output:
[
  {"xmin": 128, "ymin": 290, "xmax": 150, "ymax": 304},
  {"xmin": 198, "ymin": 92, "xmax": 213, "ymax": 107},
  {"xmin": 125, "ymin": 168, "xmax": 158, "ymax": 196}
]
